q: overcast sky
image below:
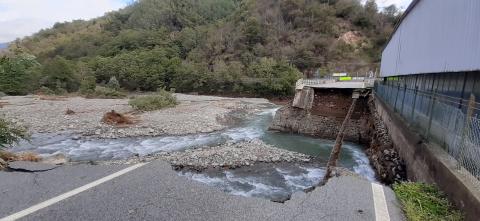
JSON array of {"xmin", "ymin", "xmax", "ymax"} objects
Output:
[{"xmin": 0, "ymin": 0, "xmax": 412, "ymax": 43}]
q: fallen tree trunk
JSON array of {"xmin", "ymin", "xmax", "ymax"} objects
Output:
[{"xmin": 321, "ymin": 97, "xmax": 358, "ymax": 183}]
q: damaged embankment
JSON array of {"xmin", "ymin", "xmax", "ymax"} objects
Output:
[{"xmin": 269, "ymin": 87, "xmax": 406, "ymax": 185}]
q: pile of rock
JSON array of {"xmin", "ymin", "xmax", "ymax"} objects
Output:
[
  {"xmin": 158, "ymin": 140, "xmax": 312, "ymax": 170},
  {"xmin": 367, "ymin": 99, "xmax": 406, "ymax": 184}
]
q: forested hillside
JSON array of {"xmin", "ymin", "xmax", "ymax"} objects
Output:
[{"xmin": 2, "ymin": 0, "xmax": 400, "ymax": 96}]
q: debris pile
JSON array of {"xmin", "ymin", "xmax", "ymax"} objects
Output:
[{"xmin": 102, "ymin": 110, "xmax": 133, "ymax": 125}]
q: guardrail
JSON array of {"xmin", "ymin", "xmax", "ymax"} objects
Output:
[{"xmin": 296, "ymin": 78, "xmax": 376, "ymax": 89}]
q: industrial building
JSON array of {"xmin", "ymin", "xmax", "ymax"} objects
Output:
[
  {"xmin": 376, "ymin": 0, "xmax": 480, "ymax": 181},
  {"xmin": 380, "ymin": 0, "xmax": 480, "ymax": 102}
]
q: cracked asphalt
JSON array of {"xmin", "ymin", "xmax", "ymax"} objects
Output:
[{"xmin": 0, "ymin": 161, "xmax": 405, "ymax": 221}]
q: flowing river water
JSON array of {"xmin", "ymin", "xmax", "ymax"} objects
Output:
[{"xmin": 13, "ymin": 105, "xmax": 376, "ymax": 200}]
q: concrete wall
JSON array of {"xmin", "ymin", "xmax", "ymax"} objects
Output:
[
  {"xmin": 381, "ymin": 0, "xmax": 480, "ymax": 77},
  {"xmin": 374, "ymin": 95, "xmax": 480, "ymax": 221}
]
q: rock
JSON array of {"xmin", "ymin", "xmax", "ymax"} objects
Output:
[{"xmin": 158, "ymin": 140, "xmax": 312, "ymax": 170}]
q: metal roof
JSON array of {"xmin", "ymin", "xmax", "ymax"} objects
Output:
[
  {"xmin": 380, "ymin": 0, "xmax": 480, "ymax": 77},
  {"xmin": 384, "ymin": 0, "xmax": 421, "ymax": 48}
]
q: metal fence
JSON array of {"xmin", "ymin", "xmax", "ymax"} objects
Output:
[{"xmin": 375, "ymin": 83, "xmax": 480, "ymax": 181}]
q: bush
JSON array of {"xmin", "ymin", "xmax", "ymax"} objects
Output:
[
  {"xmin": 129, "ymin": 89, "xmax": 177, "ymax": 111},
  {"xmin": 85, "ymin": 86, "xmax": 126, "ymax": 99},
  {"xmin": 106, "ymin": 76, "xmax": 120, "ymax": 91},
  {"xmin": 79, "ymin": 76, "xmax": 97, "ymax": 94},
  {"xmin": 393, "ymin": 182, "xmax": 463, "ymax": 221},
  {"xmin": 0, "ymin": 118, "xmax": 28, "ymax": 149}
]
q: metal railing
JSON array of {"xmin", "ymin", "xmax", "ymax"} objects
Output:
[
  {"xmin": 296, "ymin": 77, "xmax": 376, "ymax": 90},
  {"xmin": 375, "ymin": 83, "xmax": 480, "ymax": 181}
]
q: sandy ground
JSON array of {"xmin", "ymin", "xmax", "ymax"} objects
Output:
[{"xmin": 0, "ymin": 94, "xmax": 271, "ymax": 138}]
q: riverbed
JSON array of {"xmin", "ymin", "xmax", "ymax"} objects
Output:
[{"xmin": 10, "ymin": 97, "xmax": 376, "ymax": 200}]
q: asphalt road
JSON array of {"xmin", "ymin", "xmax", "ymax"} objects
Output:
[{"xmin": 0, "ymin": 161, "xmax": 405, "ymax": 221}]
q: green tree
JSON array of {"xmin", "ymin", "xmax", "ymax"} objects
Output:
[
  {"xmin": 243, "ymin": 17, "xmax": 265, "ymax": 47},
  {"xmin": 0, "ymin": 54, "xmax": 40, "ymax": 95},
  {"xmin": 247, "ymin": 58, "xmax": 302, "ymax": 96},
  {"xmin": 40, "ymin": 56, "xmax": 79, "ymax": 93}
]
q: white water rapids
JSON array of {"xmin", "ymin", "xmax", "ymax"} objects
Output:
[{"xmin": 13, "ymin": 107, "xmax": 377, "ymax": 200}]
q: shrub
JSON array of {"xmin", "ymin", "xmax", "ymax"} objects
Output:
[
  {"xmin": 129, "ymin": 89, "xmax": 177, "ymax": 111},
  {"xmin": 106, "ymin": 76, "xmax": 120, "ymax": 91},
  {"xmin": 0, "ymin": 118, "xmax": 28, "ymax": 150},
  {"xmin": 79, "ymin": 76, "xmax": 97, "ymax": 94},
  {"xmin": 85, "ymin": 86, "xmax": 126, "ymax": 99},
  {"xmin": 393, "ymin": 182, "xmax": 463, "ymax": 221}
]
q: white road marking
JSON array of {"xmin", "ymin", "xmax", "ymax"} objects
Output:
[
  {"xmin": 0, "ymin": 163, "xmax": 148, "ymax": 221},
  {"xmin": 372, "ymin": 182, "xmax": 391, "ymax": 221}
]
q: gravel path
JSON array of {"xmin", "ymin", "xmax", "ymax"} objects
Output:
[{"xmin": 0, "ymin": 94, "xmax": 270, "ymax": 139}]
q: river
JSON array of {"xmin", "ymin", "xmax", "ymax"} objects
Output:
[{"xmin": 13, "ymin": 105, "xmax": 376, "ymax": 200}]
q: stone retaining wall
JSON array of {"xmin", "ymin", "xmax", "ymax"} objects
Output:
[{"xmin": 269, "ymin": 89, "xmax": 370, "ymax": 144}]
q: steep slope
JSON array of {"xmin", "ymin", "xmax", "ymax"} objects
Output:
[{"xmin": 7, "ymin": 0, "xmax": 400, "ymax": 96}]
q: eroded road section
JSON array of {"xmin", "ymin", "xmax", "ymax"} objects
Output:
[{"xmin": 0, "ymin": 161, "xmax": 404, "ymax": 221}]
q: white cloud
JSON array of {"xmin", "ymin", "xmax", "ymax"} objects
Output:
[
  {"xmin": 0, "ymin": 0, "xmax": 129, "ymax": 42},
  {"xmin": 373, "ymin": 0, "xmax": 413, "ymax": 9},
  {"xmin": 361, "ymin": 0, "xmax": 412, "ymax": 10}
]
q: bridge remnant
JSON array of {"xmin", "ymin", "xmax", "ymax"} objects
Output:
[
  {"xmin": 292, "ymin": 87, "xmax": 314, "ymax": 110},
  {"xmin": 296, "ymin": 78, "xmax": 375, "ymax": 90}
]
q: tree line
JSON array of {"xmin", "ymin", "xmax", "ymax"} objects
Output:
[{"xmin": 1, "ymin": 0, "xmax": 401, "ymax": 97}]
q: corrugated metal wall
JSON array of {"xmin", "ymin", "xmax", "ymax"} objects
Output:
[{"xmin": 380, "ymin": 0, "xmax": 480, "ymax": 77}]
